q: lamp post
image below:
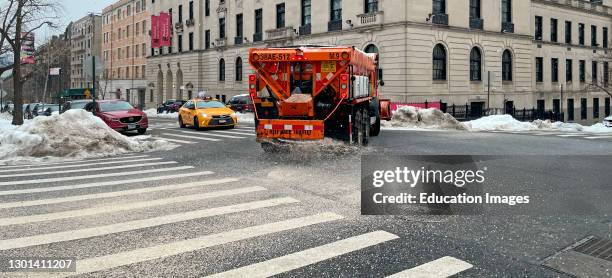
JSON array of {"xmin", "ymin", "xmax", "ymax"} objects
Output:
[{"xmin": 560, "ymin": 84, "xmax": 564, "ymax": 122}]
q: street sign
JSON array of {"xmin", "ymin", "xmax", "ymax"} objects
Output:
[
  {"xmin": 49, "ymin": 67, "xmax": 61, "ymax": 76},
  {"xmin": 84, "ymin": 89, "xmax": 91, "ymax": 99}
]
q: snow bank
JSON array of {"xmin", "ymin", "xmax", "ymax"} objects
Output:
[
  {"xmin": 0, "ymin": 109, "xmax": 174, "ymax": 164},
  {"xmin": 383, "ymin": 106, "xmax": 468, "ymax": 130},
  {"xmin": 466, "ymin": 115, "xmax": 612, "ymax": 133},
  {"xmin": 236, "ymin": 112, "xmax": 254, "ymax": 124},
  {"xmin": 0, "ymin": 112, "xmax": 12, "ymax": 121},
  {"xmin": 144, "ymin": 109, "xmax": 179, "ymax": 119}
]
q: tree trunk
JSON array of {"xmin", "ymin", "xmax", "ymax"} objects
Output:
[{"xmin": 11, "ymin": 1, "xmax": 23, "ymax": 125}]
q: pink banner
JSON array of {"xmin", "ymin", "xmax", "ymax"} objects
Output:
[
  {"xmin": 159, "ymin": 12, "xmax": 172, "ymax": 47},
  {"xmin": 390, "ymin": 102, "xmax": 442, "ymax": 114},
  {"xmin": 151, "ymin": 15, "xmax": 160, "ymax": 48}
]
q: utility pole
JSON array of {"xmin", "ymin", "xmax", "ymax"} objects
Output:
[
  {"xmin": 92, "ymin": 55, "xmax": 96, "ymax": 114},
  {"xmin": 560, "ymin": 84, "xmax": 564, "ymax": 122},
  {"xmin": 487, "ymin": 71, "xmax": 491, "ymax": 111}
]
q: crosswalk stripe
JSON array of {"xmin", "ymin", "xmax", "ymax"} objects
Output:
[
  {"xmin": 206, "ymin": 231, "xmax": 399, "ymax": 278},
  {"xmin": 557, "ymin": 134, "xmax": 584, "ymax": 137},
  {"xmin": 154, "ymin": 137, "xmax": 196, "ymax": 144},
  {"xmin": 387, "ymin": 256, "xmax": 473, "ymax": 278},
  {"xmin": 0, "ymin": 171, "xmax": 213, "ymax": 196},
  {"xmin": 0, "ymin": 186, "xmax": 267, "ymax": 226},
  {"xmin": 0, "ymin": 155, "xmax": 149, "ymax": 169},
  {"xmin": 210, "ymin": 130, "xmax": 256, "ymax": 136},
  {"xmin": 0, "ymin": 161, "xmax": 178, "ymax": 178},
  {"xmin": 29, "ymin": 213, "xmax": 343, "ymax": 278},
  {"xmin": 0, "ymin": 166, "xmax": 195, "ymax": 187},
  {"xmin": 585, "ymin": 135, "xmax": 612, "ymax": 139},
  {"xmin": 0, "ymin": 197, "xmax": 299, "ymax": 251},
  {"xmin": 0, "ymin": 157, "xmax": 163, "ymax": 173},
  {"xmin": 179, "ymin": 130, "xmax": 246, "ymax": 139},
  {"xmin": 0, "ymin": 178, "xmax": 239, "ymax": 209},
  {"xmin": 162, "ymin": 133, "xmax": 221, "ymax": 142}
]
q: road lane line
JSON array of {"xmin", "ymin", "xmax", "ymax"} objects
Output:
[
  {"xmin": 32, "ymin": 213, "xmax": 343, "ymax": 278},
  {"xmin": 557, "ymin": 134, "xmax": 584, "ymax": 137},
  {"xmin": 155, "ymin": 137, "xmax": 195, "ymax": 144},
  {"xmin": 0, "ymin": 171, "xmax": 213, "ymax": 196},
  {"xmin": 206, "ymin": 231, "xmax": 399, "ymax": 278},
  {"xmin": 210, "ymin": 130, "xmax": 256, "ymax": 136},
  {"xmin": 0, "ymin": 157, "xmax": 163, "ymax": 173},
  {"xmin": 179, "ymin": 130, "xmax": 246, "ymax": 139},
  {"xmin": 161, "ymin": 133, "xmax": 221, "ymax": 142},
  {"xmin": 0, "ymin": 155, "xmax": 149, "ymax": 169},
  {"xmin": 0, "ymin": 178, "xmax": 239, "ymax": 209},
  {"xmin": 0, "ymin": 186, "xmax": 267, "ymax": 226},
  {"xmin": 585, "ymin": 135, "xmax": 612, "ymax": 139},
  {"xmin": 387, "ymin": 256, "xmax": 473, "ymax": 278},
  {"xmin": 0, "ymin": 161, "xmax": 178, "ymax": 178},
  {"xmin": 0, "ymin": 166, "xmax": 195, "ymax": 187},
  {"xmin": 0, "ymin": 197, "xmax": 298, "ymax": 250}
]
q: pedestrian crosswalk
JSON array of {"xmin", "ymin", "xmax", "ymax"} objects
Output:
[
  {"xmin": 152, "ymin": 126, "xmax": 257, "ymax": 146},
  {"xmin": 0, "ymin": 154, "xmax": 474, "ymax": 277}
]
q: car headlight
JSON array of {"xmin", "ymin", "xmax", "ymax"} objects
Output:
[
  {"xmin": 230, "ymin": 113, "xmax": 237, "ymax": 117},
  {"xmin": 200, "ymin": 113, "xmax": 208, "ymax": 118}
]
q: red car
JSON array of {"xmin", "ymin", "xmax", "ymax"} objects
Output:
[{"xmin": 84, "ymin": 100, "xmax": 148, "ymax": 134}]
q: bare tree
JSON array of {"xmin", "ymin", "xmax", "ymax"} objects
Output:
[{"xmin": 0, "ymin": 0, "xmax": 59, "ymax": 125}]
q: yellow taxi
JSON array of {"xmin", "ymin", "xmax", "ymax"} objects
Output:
[{"xmin": 178, "ymin": 99, "xmax": 238, "ymax": 129}]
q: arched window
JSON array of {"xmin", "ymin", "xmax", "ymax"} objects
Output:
[
  {"xmin": 470, "ymin": 47, "xmax": 482, "ymax": 81},
  {"xmin": 235, "ymin": 57, "xmax": 243, "ymax": 81},
  {"xmin": 364, "ymin": 44, "xmax": 379, "ymax": 54},
  {"xmin": 219, "ymin": 58, "xmax": 225, "ymax": 81},
  {"xmin": 432, "ymin": 44, "xmax": 447, "ymax": 80},
  {"xmin": 502, "ymin": 50, "xmax": 512, "ymax": 81}
]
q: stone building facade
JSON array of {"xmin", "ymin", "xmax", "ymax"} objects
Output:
[{"xmin": 144, "ymin": 0, "xmax": 611, "ymax": 124}]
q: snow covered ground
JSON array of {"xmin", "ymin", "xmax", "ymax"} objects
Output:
[
  {"xmin": 144, "ymin": 108, "xmax": 255, "ymax": 124},
  {"xmin": 0, "ymin": 110, "xmax": 175, "ymax": 165},
  {"xmin": 383, "ymin": 106, "xmax": 612, "ymax": 134}
]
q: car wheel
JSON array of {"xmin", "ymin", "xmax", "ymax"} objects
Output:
[
  {"xmin": 178, "ymin": 116, "xmax": 186, "ymax": 128},
  {"xmin": 193, "ymin": 116, "xmax": 200, "ymax": 130},
  {"xmin": 137, "ymin": 128, "xmax": 147, "ymax": 135}
]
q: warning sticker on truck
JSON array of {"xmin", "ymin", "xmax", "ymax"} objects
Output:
[{"xmin": 321, "ymin": 61, "xmax": 336, "ymax": 73}]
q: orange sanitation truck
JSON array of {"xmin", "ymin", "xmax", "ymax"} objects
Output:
[{"xmin": 247, "ymin": 46, "xmax": 391, "ymax": 151}]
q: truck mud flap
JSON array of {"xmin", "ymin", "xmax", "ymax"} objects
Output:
[{"xmin": 257, "ymin": 119, "xmax": 325, "ymax": 141}]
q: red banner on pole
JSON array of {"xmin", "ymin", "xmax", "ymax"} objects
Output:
[
  {"xmin": 151, "ymin": 15, "xmax": 160, "ymax": 48},
  {"xmin": 159, "ymin": 12, "xmax": 172, "ymax": 47}
]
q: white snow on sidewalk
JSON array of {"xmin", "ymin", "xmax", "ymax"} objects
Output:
[
  {"xmin": 0, "ymin": 110, "xmax": 175, "ymax": 165},
  {"xmin": 382, "ymin": 106, "xmax": 468, "ymax": 130}
]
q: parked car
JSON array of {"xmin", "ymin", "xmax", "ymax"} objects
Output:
[
  {"xmin": 157, "ymin": 99, "xmax": 177, "ymax": 114},
  {"xmin": 604, "ymin": 116, "xmax": 612, "ymax": 127},
  {"xmin": 60, "ymin": 99, "xmax": 92, "ymax": 113},
  {"xmin": 42, "ymin": 104, "xmax": 61, "ymax": 116},
  {"xmin": 23, "ymin": 103, "xmax": 41, "ymax": 119},
  {"xmin": 84, "ymin": 100, "xmax": 148, "ymax": 134},
  {"xmin": 178, "ymin": 99, "xmax": 237, "ymax": 129},
  {"xmin": 167, "ymin": 100, "xmax": 187, "ymax": 113},
  {"xmin": 227, "ymin": 94, "xmax": 254, "ymax": 113}
]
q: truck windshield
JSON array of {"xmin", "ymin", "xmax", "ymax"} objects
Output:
[{"xmin": 290, "ymin": 62, "xmax": 313, "ymax": 95}]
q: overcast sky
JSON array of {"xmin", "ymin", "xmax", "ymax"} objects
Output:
[{"xmin": 38, "ymin": 0, "xmax": 115, "ymax": 41}]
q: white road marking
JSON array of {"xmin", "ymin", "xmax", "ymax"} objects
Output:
[
  {"xmin": 161, "ymin": 133, "xmax": 221, "ymax": 142},
  {"xmin": 0, "ymin": 178, "xmax": 239, "ymax": 209},
  {"xmin": 0, "ymin": 171, "xmax": 213, "ymax": 196},
  {"xmin": 32, "ymin": 213, "xmax": 344, "ymax": 278},
  {"xmin": 179, "ymin": 130, "xmax": 246, "ymax": 139},
  {"xmin": 557, "ymin": 134, "xmax": 584, "ymax": 137},
  {"xmin": 0, "ymin": 186, "xmax": 267, "ymax": 226},
  {"xmin": 0, "ymin": 157, "xmax": 163, "ymax": 173},
  {"xmin": 585, "ymin": 135, "xmax": 612, "ymax": 139},
  {"xmin": 0, "ymin": 197, "xmax": 298, "ymax": 250},
  {"xmin": 387, "ymin": 256, "xmax": 473, "ymax": 278},
  {"xmin": 154, "ymin": 137, "xmax": 196, "ymax": 144},
  {"xmin": 0, "ymin": 161, "xmax": 178, "ymax": 178},
  {"xmin": 0, "ymin": 166, "xmax": 195, "ymax": 187},
  {"xmin": 210, "ymin": 130, "xmax": 256, "ymax": 136},
  {"xmin": 206, "ymin": 231, "xmax": 399, "ymax": 278},
  {"xmin": 0, "ymin": 155, "xmax": 149, "ymax": 169},
  {"xmin": 534, "ymin": 133, "xmax": 560, "ymax": 136}
]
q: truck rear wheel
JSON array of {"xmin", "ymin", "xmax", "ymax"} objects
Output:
[
  {"xmin": 352, "ymin": 108, "xmax": 369, "ymax": 146},
  {"xmin": 362, "ymin": 109, "xmax": 370, "ymax": 146},
  {"xmin": 371, "ymin": 115, "xmax": 381, "ymax": 136}
]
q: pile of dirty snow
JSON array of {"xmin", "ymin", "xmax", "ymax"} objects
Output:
[
  {"xmin": 466, "ymin": 115, "xmax": 612, "ymax": 133},
  {"xmin": 0, "ymin": 112, "xmax": 12, "ymax": 121},
  {"xmin": 144, "ymin": 108, "xmax": 179, "ymax": 119},
  {"xmin": 236, "ymin": 112, "xmax": 254, "ymax": 124},
  {"xmin": 0, "ymin": 109, "xmax": 173, "ymax": 164},
  {"xmin": 383, "ymin": 106, "xmax": 468, "ymax": 130}
]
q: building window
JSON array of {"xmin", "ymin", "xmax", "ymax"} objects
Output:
[
  {"xmin": 255, "ymin": 9, "xmax": 263, "ymax": 36},
  {"xmin": 276, "ymin": 3, "xmax": 285, "ymax": 28},
  {"xmin": 579, "ymin": 60, "xmax": 586, "ymax": 82},
  {"xmin": 605, "ymin": 62, "xmax": 609, "ymax": 86},
  {"xmin": 331, "ymin": 0, "xmax": 342, "ymax": 21},
  {"xmin": 469, "ymin": 47, "xmax": 482, "ymax": 81},
  {"xmin": 235, "ymin": 57, "xmax": 242, "ymax": 81},
  {"xmin": 566, "ymin": 59, "xmax": 573, "ymax": 82},
  {"xmin": 205, "ymin": 0, "xmax": 210, "ymax": 16},
  {"xmin": 605, "ymin": 97, "xmax": 610, "ymax": 117},
  {"xmin": 236, "ymin": 14, "xmax": 243, "ymax": 39},
  {"xmin": 534, "ymin": 16, "xmax": 542, "ymax": 40},
  {"xmin": 592, "ymin": 25, "xmax": 598, "ymax": 46},
  {"xmin": 535, "ymin": 57, "xmax": 543, "ymax": 82},
  {"xmin": 502, "ymin": 50, "xmax": 513, "ymax": 81},
  {"xmin": 579, "ymin": 23, "xmax": 585, "ymax": 45},
  {"xmin": 501, "ymin": 0, "xmax": 511, "ymax": 23},
  {"xmin": 551, "ymin": 58, "xmax": 559, "ymax": 83},
  {"xmin": 581, "ymin": 98, "xmax": 587, "ymax": 120},
  {"xmin": 469, "ymin": 0, "xmax": 480, "ymax": 19},
  {"xmin": 594, "ymin": 98, "xmax": 600, "ymax": 118},
  {"xmin": 433, "ymin": 0, "xmax": 445, "ymax": 14},
  {"xmin": 567, "ymin": 99, "xmax": 574, "ymax": 121},
  {"xmin": 565, "ymin": 21, "xmax": 572, "ymax": 44},
  {"xmin": 302, "ymin": 0, "xmax": 311, "ymax": 26},
  {"xmin": 178, "ymin": 34, "xmax": 183, "ymax": 52},
  {"xmin": 189, "ymin": 1, "xmax": 194, "ymax": 20},
  {"xmin": 188, "ymin": 32, "xmax": 194, "ymax": 51},
  {"xmin": 219, "ymin": 59, "xmax": 225, "ymax": 81},
  {"xmin": 592, "ymin": 61, "xmax": 598, "ymax": 83},
  {"xmin": 365, "ymin": 0, "xmax": 378, "ymax": 13},
  {"xmin": 550, "ymin": 18, "xmax": 558, "ymax": 42},
  {"xmin": 205, "ymin": 30, "xmax": 210, "ymax": 49},
  {"xmin": 178, "ymin": 4, "xmax": 183, "ymax": 23},
  {"xmin": 432, "ymin": 44, "xmax": 446, "ymax": 81},
  {"xmin": 604, "ymin": 27, "xmax": 608, "ymax": 48},
  {"xmin": 219, "ymin": 18, "xmax": 225, "ymax": 39}
]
